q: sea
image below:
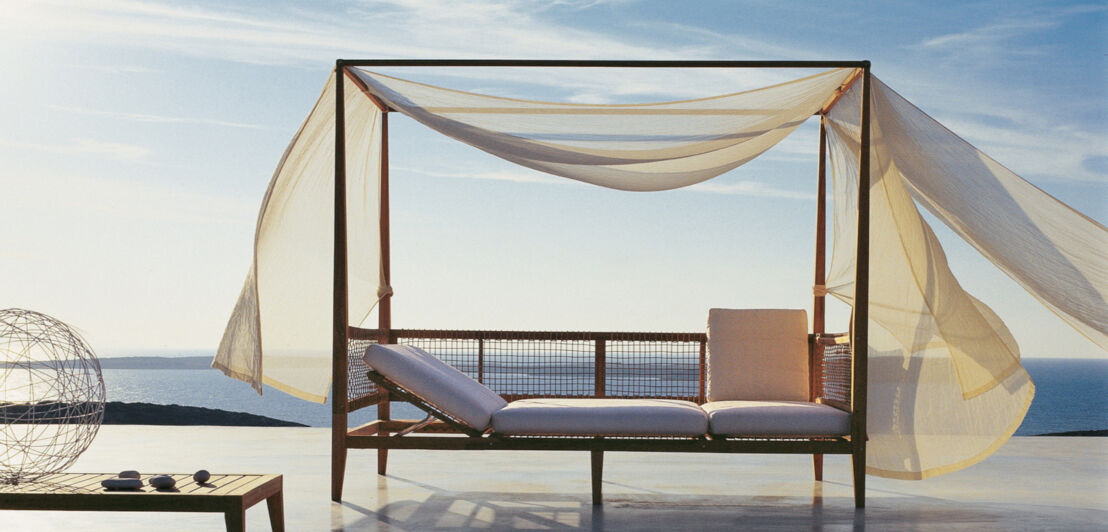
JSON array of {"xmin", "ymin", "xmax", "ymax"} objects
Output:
[{"xmin": 97, "ymin": 358, "xmax": 1106, "ymax": 436}]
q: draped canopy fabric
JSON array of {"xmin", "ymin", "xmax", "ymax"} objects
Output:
[
  {"xmin": 215, "ymin": 66, "xmax": 1107, "ymax": 479},
  {"xmin": 349, "ymin": 68, "xmax": 852, "ymax": 191}
]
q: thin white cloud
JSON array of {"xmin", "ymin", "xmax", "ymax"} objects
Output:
[
  {"xmin": 50, "ymin": 105, "xmax": 268, "ymax": 130},
  {"xmin": 396, "ymin": 160, "xmax": 817, "ymax": 196},
  {"xmin": 688, "ymin": 180, "xmax": 814, "ymax": 200},
  {"xmin": 917, "ymin": 4, "xmax": 1108, "ymax": 50},
  {"xmin": 0, "ymin": 169, "xmax": 255, "ymax": 226},
  {"xmin": 915, "ymin": 4, "xmax": 1106, "ymax": 60},
  {"xmin": 6, "ymin": 0, "xmax": 668, "ymax": 66},
  {"xmin": 395, "ymin": 165, "xmax": 568, "ymax": 185},
  {"xmin": 921, "ymin": 20, "xmax": 1055, "ymax": 51},
  {"xmin": 66, "ymin": 64, "xmax": 161, "ymax": 74},
  {"xmin": 629, "ymin": 20, "xmax": 829, "ymax": 62},
  {"xmin": 938, "ymin": 118, "xmax": 1107, "ymax": 183},
  {"xmin": 0, "ymin": 138, "xmax": 151, "ymax": 161},
  {"xmin": 4, "ymin": 0, "xmax": 762, "ymax": 101}
]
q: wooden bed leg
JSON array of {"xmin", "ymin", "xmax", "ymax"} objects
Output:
[
  {"xmin": 377, "ymin": 449, "xmax": 389, "ymax": 475},
  {"xmin": 377, "ymin": 396, "xmax": 390, "ymax": 475},
  {"xmin": 813, "ymin": 453, "xmax": 824, "ymax": 481},
  {"xmin": 331, "ymin": 432, "xmax": 347, "ymax": 502},
  {"xmin": 591, "ymin": 450, "xmax": 604, "ymax": 505},
  {"xmin": 852, "ymin": 447, "xmax": 865, "ymax": 508},
  {"xmin": 331, "ymin": 401, "xmax": 347, "ymax": 502}
]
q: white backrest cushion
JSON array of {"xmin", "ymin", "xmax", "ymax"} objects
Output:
[
  {"xmin": 364, "ymin": 344, "xmax": 507, "ymax": 430},
  {"xmin": 707, "ymin": 308, "xmax": 810, "ymax": 402}
]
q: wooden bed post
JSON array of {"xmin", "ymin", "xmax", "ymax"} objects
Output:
[
  {"xmin": 377, "ymin": 109, "xmax": 393, "ymax": 476},
  {"xmin": 591, "ymin": 446, "xmax": 604, "ymax": 505},
  {"xmin": 851, "ymin": 63, "xmax": 872, "ymax": 509},
  {"xmin": 811, "ymin": 116, "xmax": 828, "ymax": 482},
  {"xmin": 340, "ymin": 68, "xmax": 395, "ymax": 476},
  {"xmin": 331, "ymin": 61, "xmax": 350, "ymax": 502}
]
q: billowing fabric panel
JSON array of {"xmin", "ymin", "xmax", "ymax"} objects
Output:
[
  {"xmin": 825, "ymin": 79, "xmax": 1036, "ymax": 479},
  {"xmin": 873, "ymin": 79, "xmax": 1108, "ymax": 352},
  {"xmin": 214, "ymin": 71, "xmax": 383, "ymax": 402}
]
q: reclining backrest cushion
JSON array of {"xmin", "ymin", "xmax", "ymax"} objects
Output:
[
  {"xmin": 364, "ymin": 344, "xmax": 508, "ymax": 431},
  {"xmin": 707, "ymin": 308, "xmax": 810, "ymax": 402}
]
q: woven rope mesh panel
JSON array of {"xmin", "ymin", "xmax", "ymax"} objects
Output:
[
  {"xmin": 347, "ymin": 338, "xmax": 377, "ymax": 402},
  {"xmin": 485, "ymin": 337, "xmax": 594, "ymax": 397},
  {"xmin": 817, "ymin": 341, "xmax": 852, "ymax": 405},
  {"xmin": 606, "ymin": 334, "xmax": 701, "ymax": 401},
  {"xmin": 398, "ymin": 336, "xmax": 595, "ymax": 398}
]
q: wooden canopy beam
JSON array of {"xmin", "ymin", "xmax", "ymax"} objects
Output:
[
  {"xmin": 337, "ymin": 59, "xmax": 868, "ymax": 69},
  {"xmin": 820, "ymin": 67, "xmax": 864, "ymax": 115},
  {"xmin": 342, "ymin": 68, "xmax": 391, "ymax": 112}
]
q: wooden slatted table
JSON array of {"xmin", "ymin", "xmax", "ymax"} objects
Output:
[{"xmin": 0, "ymin": 472, "xmax": 283, "ymax": 532}]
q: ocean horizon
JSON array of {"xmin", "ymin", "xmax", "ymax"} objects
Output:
[{"xmin": 93, "ymin": 356, "xmax": 1106, "ymax": 436}]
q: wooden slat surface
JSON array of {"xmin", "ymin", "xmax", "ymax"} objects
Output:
[{"xmin": 0, "ymin": 473, "xmax": 282, "ymax": 513}]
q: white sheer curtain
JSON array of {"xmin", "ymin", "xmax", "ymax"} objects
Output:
[
  {"xmin": 214, "ymin": 71, "xmax": 382, "ymax": 402},
  {"xmin": 825, "ymin": 80, "xmax": 1038, "ymax": 478}
]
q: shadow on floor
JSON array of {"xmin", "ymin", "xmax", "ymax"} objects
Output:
[
  {"xmin": 329, "ymin": 476, "xmax": 1108, "ymax": 531},
  {"xmin": 332, "ymin": 478, "xmax": 863, "ymax": 531}
]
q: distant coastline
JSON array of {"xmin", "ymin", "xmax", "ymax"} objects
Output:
[
  {"xmin": 98, "ymin": 356, "xmax": 213, "ymax": 370},
  {"xmin": 1034, "ymin": 429, "xmax": 1108, "ymax": 437},
  {"xmin": 2, "ymin": 401, "xmax": 304, "ymax": 427},
  {"xmin": 101, "ymin": 402, "xmax": 305, "ymax": 426},
  {"xmin": 1, "ymin": 356, "xmax": 214, "ymax": 370}
]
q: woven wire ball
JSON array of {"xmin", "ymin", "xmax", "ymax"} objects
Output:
[{"xmin": 0, "ymin": 309, "xmax": 105, "ymax": 484}]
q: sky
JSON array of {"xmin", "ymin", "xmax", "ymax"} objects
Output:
[{"xmin": 0, "ymin": 0, "xmax": 1104, "ymax": 358}]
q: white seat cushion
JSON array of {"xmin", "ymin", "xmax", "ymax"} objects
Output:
[
  {"xmin": 703, "ymin": 400, "xmax": 850, "ymax": 436},
  {"xmin": 491, "ymin": 398, "xmax": 708, "ymax": 436},
  {"xmin": 364, "ymin": 344, "xmax": 507, "ymax": 431},
  {"xmin": 707, "ymin": 308, "xmax": 810, "ymax": 402}
]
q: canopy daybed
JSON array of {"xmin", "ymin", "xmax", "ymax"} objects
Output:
[{"xmin": 213, "ymin": 59, "xmax": 1108, "ymax": 509}]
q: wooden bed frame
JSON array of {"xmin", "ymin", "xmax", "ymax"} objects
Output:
[{"xmin": 327, "ymin": 59, "xmax": 873, "ymax": 507}]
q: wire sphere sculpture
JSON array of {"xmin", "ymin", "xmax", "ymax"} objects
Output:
[{"xmin": 0, "ymin": 309, "xmax": 105, "ymax": 484}]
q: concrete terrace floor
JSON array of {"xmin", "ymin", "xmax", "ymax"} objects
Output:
[{"xmin": 2, "ymin": 426, "xmax": 1105, "ymax": 531}]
